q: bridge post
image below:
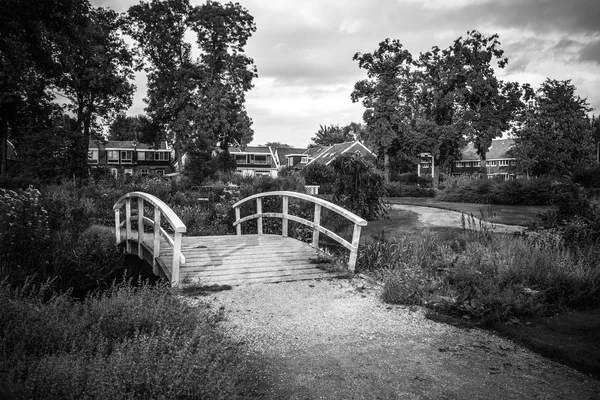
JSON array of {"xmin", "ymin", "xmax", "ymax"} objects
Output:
[
  {"xmin": 312, "ymin": 203, "xmax": 321, "ymax": 248},
  {"xmin": 256, "ymin": 198, "xmax": 263, "ymax": 235},
  {"xmin": 235, "ymin": 207, "xmax": 241, "ymax": 235},
  {"xmin": 153, "ymin": 207, "xmax": 161, "ymax": 275},
  {"xmin": 282, "ymin": 195, "xmax": 289, "ymax": 237},
  {"xmin": 114, "ymin": 208, "xmax": 121, "ymax": 244},
  {"xmin": 172, "ymin": 232, "xmax": 182, "ymax": 286},
  {"xmin": 348, "ymin": 223, "xmax": 362, "ymax": 272},
  {"xmin": 138, "ymin": 198, "xmax": 144, "ymax": 257},
  {"xmin": 125, "ymin": 199, "xmax": 132, "ymax": 253}
]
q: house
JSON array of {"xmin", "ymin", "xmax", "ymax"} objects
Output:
[
  {"xmin": 228, "ymin": 146, "xmax": 278, "ymax": 177},
  {"xmin": 274, "ymin": 141, "xmax": 375, "ymax": 171},
  {"xmin": 418, "ymin": 138, "xmax": 518, "ymax": 180},
  {"xmin": 88, "ymin": 140, "xmax": 173, "ymax": 178}
]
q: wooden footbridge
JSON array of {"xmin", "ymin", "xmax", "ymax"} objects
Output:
[{"xmin": 113, "ymin": 191, "xmax": 367, "ymax": 286}]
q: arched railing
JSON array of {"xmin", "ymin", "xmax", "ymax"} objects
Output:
[
  {"xmin": 113, "ymin": 192, "xmax": 186, "ymax": 286},
  {"xmin": 232, "ymin": 191, "xmax": 367, "ymax": 272}
]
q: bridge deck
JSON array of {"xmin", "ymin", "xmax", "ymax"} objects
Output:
[{"xmin": 126, "ymin": 233, "xmax": 346, "ymax": 286}]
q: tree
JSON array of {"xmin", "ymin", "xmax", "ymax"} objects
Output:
[
  {"xmin": 127, "ymin": 0, "xmax": 195, "ymax": 171},
  {"xmin": 264, "ymin": 142, "xmax": 292, "ymax": 148},
  {"xmin": 127, "ymin": 0, "xmax": 257, "ymax": 172},
  {"xmin": 352, "ymin": 39, "xmax": 418, "ymax": 182},
  {"xmin": 442, "ymin": 31, "xmax": 523, "ymax": 176},
  {"xmin": 0, "ymin": 0, "xmax": 91, "ymax": 177},
  {"xmin": 510, "ymin": 79, "xmax": 595, "ymax": 176},
  {"xmin": 54, "ymin": 6, "xmax": 135, "ymax": 172},
  {"xmin": 310, "ymin": 124, "xmax": 354, "ymax": 147},
  {"xmin": 107, "ymin": 114, "xmax": 159, "ymax": 143},
  {"xmin": 188, "ymin": 0, "xmax": 257, "ymax": 150}
]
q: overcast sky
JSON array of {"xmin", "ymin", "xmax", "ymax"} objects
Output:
[{"xmin": 93, "ymin": 0, "xmax": 600, "ymax": 148}]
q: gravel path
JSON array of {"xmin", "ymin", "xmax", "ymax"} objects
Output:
[
  {"xmin": 200, "ymin": 278, "xmax": 600, "ymax": 400},
  {"xmin": 390, "ymin": 204, "xmax": 525, "ymax": 233}
]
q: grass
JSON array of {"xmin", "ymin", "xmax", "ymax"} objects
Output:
[
  {"xmin": 386, "ymin": 197, "xmax": 550, "ymax": 226},
  {"xmin": 0, "ymin": 278, "xmax": 261, "ymax": 399}
]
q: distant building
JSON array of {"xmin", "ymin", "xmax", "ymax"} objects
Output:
[
  {"xmin": 88, "ymin": 140, "xmax": 173, "ymax": 178},
  {"xmin": 418, "ymin": 138, "xmax": 518, "ymax": 180}
]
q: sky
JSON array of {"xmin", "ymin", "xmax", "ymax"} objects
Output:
[{"xmin": 93, "ymin": 0, "xmax": 600, "ymax": 148}]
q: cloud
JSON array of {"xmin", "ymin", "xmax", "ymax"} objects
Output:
[{"xmin": 579, "ymin": 39, "xmax": 600, "ymax": 64}]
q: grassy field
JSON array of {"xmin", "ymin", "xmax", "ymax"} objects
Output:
[
  {"xmin": 368, "ymin": 199, "xmax": 600, "ymax": 381},
  {"xmin": 386, "ymin": 197, "xmax": 550, "ymax": 226}
]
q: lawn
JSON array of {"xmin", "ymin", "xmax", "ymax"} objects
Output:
[{"xmin": 386, "ymin": 197, "xmax": 550, "ymax": 226}]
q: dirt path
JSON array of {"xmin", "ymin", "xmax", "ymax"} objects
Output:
[
  {"xmin": 204, "ymin": 278, "xmax": 600, "ymax": 400},
  {"xmin": 390, "ymin": 204, "xmax": 524, "ymax": 234}
]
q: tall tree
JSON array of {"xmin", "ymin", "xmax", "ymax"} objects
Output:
[
  {"xmin": 510, "ymin": 79, "xmax": 594, "ymax": 176},
  {"xmin": 54, "ymin": 6, "xmax": 135, "ymax": 170},
  {"xmin": 127, "ymin": 0, "xmax": 194, "ymax": 171},
  {"xmin": 443, "ymin": 30, "xmax": 523, "ymax": 176},
  {"xmin": 352, "ymin": 39, "xmax": 417, "ymax": 182},
  {"xmin": 310, "ymin": 124, "xmax": 353, "ymax": 147},
  {"xmin": 188, "ymin": 0, "xmax": 257, "ymax": 150},
  {"xmin": 0, "ymin": 0, "xmax": 90, "ymax": 177}
]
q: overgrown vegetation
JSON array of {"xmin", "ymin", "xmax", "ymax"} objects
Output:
[
  {"xmin": 0, "ymin": 279, "xmax": 255, "ymax": 399},
  {"xmin": 358, "ymin": 224, "xmax": 600, "ymax": 323}
]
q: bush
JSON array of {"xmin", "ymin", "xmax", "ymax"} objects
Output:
[
  {"xmin": 0, "ymin": 280, "xmax": 253, "ymax": 399},
  {"xmin": 393, "ymin": 172, "xmax": 432, "ymax": 186},
  {"xmin": 437, "ymin": 176, "xmax": 552, "ymax": 205},
  {"xmin": 385, "ymin": 182, "xmax": 435, "ymax": 197},
  {"xmin": 331, "ymin": 154, "xmax": 386, "ymax": 220},
  {"xmin": 358, "ymin": 229, "xmax": 600, "ymax": 322},
  {"xmin": 301, "ymin": 162, "xmax": 335, "ymax": 185}
]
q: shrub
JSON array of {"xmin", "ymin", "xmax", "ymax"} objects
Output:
[
  {"xmin": 437, "ymin": 176, "xmax": 552, "ymax": 205},
  {"xmin": 385, "ymin": 182, "xmax": 435, "ymax": 197},
  {"xmin": 301, "ymin": 162, "xmax": 335, "ymax": 185},
  {"xmin": 359, "ymin": 229, "xmax": 600, "ymax": 322},
  {"xmin": 393, "ymin": 172, "xmax": 432, "ymax": 186},
  {"xmin": 0, "ymin": 280, "xmax": 253, "ymax": 399},
  {"xmin": 331, "ymin": 154, "xmax": 386, "ymax": 220}
]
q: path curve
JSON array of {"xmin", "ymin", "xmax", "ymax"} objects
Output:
[
  {"xmin": 202, "ymin": 279, "xmax": 600, "ymax": 399},
  {"xmin": 390, "ymin": 204, "xmax": 525, "ymax": 234}
]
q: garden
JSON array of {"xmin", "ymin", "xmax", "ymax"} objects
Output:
[{"xmin": 2, "ymin": 154, "xmax": 600, "ymax": 396}]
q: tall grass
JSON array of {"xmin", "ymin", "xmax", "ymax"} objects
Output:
[
  {"xmin": 357, "ymin": 228, "xmax": 600, "ymax": 322},
  {"xmin": 0, "ymin": 279, "xmax": 255, "ymax": 399}
]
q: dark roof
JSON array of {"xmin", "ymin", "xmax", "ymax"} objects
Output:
[
  {"xmin": 308, "ymin": 141, "xmax": 374, "ymax": 166},
  {"xmin": 229, "ymin": 146, "xmax": 272, "ymax": 154},
  {"xmin": 89, "ymin": 140, "xmax": 169, "ymax": 150},
  {"xmin": 460, "ymin": 138, "xmax": 515, "ymax": 160}
]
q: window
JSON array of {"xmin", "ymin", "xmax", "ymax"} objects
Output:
[
  {"xmin": 475, "ymin": 161, "xmax": 481, "ymax": 167},
  {"xmin": 137, "ymin": 151, "xmax": 145, "ymax": 161},
  {"xmin": 455, "ymin": 162, "xmax": 463, "ymax": 168},
  {"xmin": 124, "ymin": 169, "xmax": 133, "ymax": 176},
  {"xmin": 154, "ymin": 152, "xmax": 169, "ymax": 161},
  {"xmin": 234, "ymin": 154, "xmax": 247, "ymax": 164},
  {"xmin": 110, "ymin": 168, "xmax": 118, "ymax": 178},
  {"xmin": 301, "ymin": 156, "xmax": 308, "ymax": 163},
  {"xmin": 140, "ymin": 169, "xmax": 149, "ymax": 176},
  {"xmin": 121, "ymin": 151, "xmax": 132, "ymax": 163},
  {"xmin": 489, "ymin": 160, "xmax": 497, "ymax": 166},
  {"xmin": 107, "ymin": 150, "xmax": 119, "ymax": 163},
  {"xmin": 499, "ymin": 160, "xmax": 509, "ymax": 166},
  {"xmin": 155, "ymin": 169, "xmax": 164, "ymax": 176},
  {"xmin": 421, "ymin": 162, "xmax": 431, "ymax": 168},
  {"xmin": 254, "ymin": 155, "xmax": 269, "ymax": 164}
]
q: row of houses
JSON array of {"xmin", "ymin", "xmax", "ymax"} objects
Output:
[
  {"xmin": 4, "ymin": 137, "xmax": 517, "ymax": 180},
  {"xmin": 418, "ymin": 138, "xmax": 518, "ymax": 180}
]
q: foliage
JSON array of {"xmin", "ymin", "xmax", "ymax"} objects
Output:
[
  {"xmin": 352, "ymin": 38, "xmax": 417, "ymax": 182},
  {"xmin": 393, "ymin": 172, "xmax": 432, "ymax": 186},
  {"xmin": 437, "ymin": 176, "xmax": 552, "ymax": 205},
  {"xmin": 107, "ymin": 114, "xmax": 159, "ymax": 144},
  {"xmin": 441, "ymin": 31, "xmax": 523, "ymax": 175},
  {"xmin": 301, "ymin": 162, "xmax": 335, "ymax": 185},
  {"xmin": 359, "ymin": 229, "xmax": 600, "ymax": 322},
  {"xmin": 0, "ymin": 280, "xmax": 254, "ymax": 399},
  {"xmin": 331, "ymin": 153, "xmax": 386, "ymax": 220},
  {"xmin": 310, "ymin": 124, "xmax": 356, "ymax": 147},
  {"xmin": 385, "ymin": 182, "xmax": 435, "ymax": 197},
  {"xmin": 510, "ymin": 79, "xmax": 595, "ymax": 177}
]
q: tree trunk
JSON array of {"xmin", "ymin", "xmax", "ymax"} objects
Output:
[
  {"xmin": 480, "ymin": 154, "xmax": 487, "ymax": 179},
  {"xmin": 383, "ymin": 152, "xmax": 391, "ymax": 183},
  {"xmin": 0, "ymin": 116, "xmax": 7, "ymax": 177}
]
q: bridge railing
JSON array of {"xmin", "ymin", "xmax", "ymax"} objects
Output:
[
  {"xmin": 232, "ymin": 191, "xmax": 367, "ymax": 272},
  {"xmin": 113, "ymin": 192, "xmax": 186, "ymax": 286}
]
